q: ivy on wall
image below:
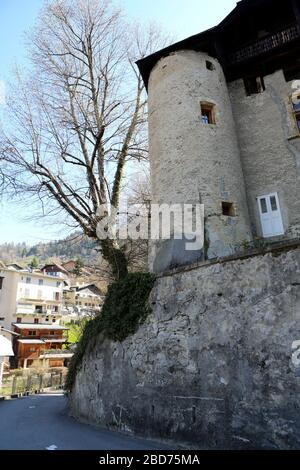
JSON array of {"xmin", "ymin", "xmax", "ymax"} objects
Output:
[{"xmin": 65, "ymin": 272, "xmax": 155, "ymax": 391}]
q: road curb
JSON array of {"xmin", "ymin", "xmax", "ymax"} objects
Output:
[{"xmin": 0, "ymin": 386, "xmax": 63, "ymax": 401}]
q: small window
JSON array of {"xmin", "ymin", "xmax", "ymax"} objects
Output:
[
  {"xmin": 50, "ymin": 330, "xmax": 55, "ymax": 335},
  {"xmin": 244, "ymin": 76, "xmax": 265, "ymax": 96},
  {"xmin": 45, "ymin": 317, "xmax": 49, "ymax": 322},
  {"xmin": 206, "ymin": 60, "xmax": 215, "ymax": 71},
  {"xmin": 0, "ymin": 277, "xmax": 3, "ymax": 289},
  {"xmin": 29, "ymin": 348, "xmax": 36, "ymax": 352},
  {"xmin": 34, "ymin": 318, "xmax": 39, "ymax": 324},
  {"xmin": 52, "ymin": 317, "xmax": 56, "ymax": 323},
  {"xmin": 38, "ymin": 279, "xmax": 43, "ymax": 286},
  {"xmin": 28, "ymin": 330, "xmax": 36, "ymax": 336},
  {"xmin": 292, "ymin": 94, "xmax": 300, "ymax": 132},
  {"xmin": 260, "ymin": 198, "xmax": 268, "ymax": 214},
  {"xmin": 26, "ymin": 277, "xmax": 31, "ymax": 284},
  {"xmin": 56, "ymin": 281, "xmax": 61, "ymax": 287},
  {"xmin": 270, "ymin": 195, "xmax": 278, "ymax": 211},
  {"xmin": 222, "ymin": 202, "xmax": 236, "ymax": 217},
  {"xmin": 16, "ymin": 317, "xmax": 22, "ymax": 323},
  {"xmin": 200, "ymin": 102, "xmax": 216, "ymax": 125}
]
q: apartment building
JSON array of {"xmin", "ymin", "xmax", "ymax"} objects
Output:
[
  {"xmin": 0, "ymin": 263, "xmax": 73, "ymax": 368},
  {"xmin": 62, "ymin": 283, "xmax": 103, "ymax": 322},
  {"xmin": 12, "ymin": 323, "xmax": 70, "ymax": 369},
  {"xmin": 0, "ymin": 264, "xmax": 66, "ymax": 330}
]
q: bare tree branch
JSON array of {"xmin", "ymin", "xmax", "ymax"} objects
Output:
[{"xmin": 0, "ymin": 0, "xmax": 171, "ymax": 279}]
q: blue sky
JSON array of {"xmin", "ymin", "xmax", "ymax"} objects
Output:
[{"xmin": 0, "ymin": 0, "xmax": 237, "ymax": 245}]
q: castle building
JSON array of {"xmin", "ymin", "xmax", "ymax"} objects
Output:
[{"xmin": 137, "ymin": 0, "xmax": 300, "ymax": 272}]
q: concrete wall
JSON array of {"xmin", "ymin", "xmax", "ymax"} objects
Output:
[
  {"xmin": 69, "ymin": 245, "xmax": 300, "ymax": 449},
  {"xmin": 148, "ymin": 50, "xmax": 252, "ymax": 271},
  {"xmin": 229, "ymin": 70, "xmax": 300, "ymax": 240}
]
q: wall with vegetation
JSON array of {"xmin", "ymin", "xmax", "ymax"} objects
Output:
[{"xmin": 69, "ymin": 245, "xmax": 300, "ymax": 449}]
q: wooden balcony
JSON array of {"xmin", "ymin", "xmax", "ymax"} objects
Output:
[
  {"xmin": 228, "ymin": 23, "xmax": 299, "ymax": 65},
  {"xmin": 40, "ymin": 335, "xmax": 66, "ymax": 341}
]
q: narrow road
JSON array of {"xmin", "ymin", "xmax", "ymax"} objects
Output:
[{"xmin": 0, "ymin": 392, "xmax": 169, "ymax": 450}]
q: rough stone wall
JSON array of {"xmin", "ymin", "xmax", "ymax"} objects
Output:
[
  {"xmin": 70, "ymin": 246, "xmax": 300, "ymax": 449},
  {"xmin": 229, "ymin": 70, "xmax": 300, "ymax": 239},
  {"xmin": 148, "ymin": 50, "xmax": 252, "ymax": 270}
]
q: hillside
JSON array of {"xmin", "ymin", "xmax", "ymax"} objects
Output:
[{"xmin": 0, "ymin": 232, "xmax": 99, "ymax": 266}]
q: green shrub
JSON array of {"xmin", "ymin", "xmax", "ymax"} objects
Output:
[{"xmin": 65, "ymin": 272, "xmax": 155, "ymax": 391}]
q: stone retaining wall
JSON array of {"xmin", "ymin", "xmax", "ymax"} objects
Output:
[{"xmin": 70, "ymin": 246, "xmax": 300, "ymax": 449}]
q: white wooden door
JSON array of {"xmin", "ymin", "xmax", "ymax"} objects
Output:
[{"xmin": 257, "ymin": 193, "xmax": 284, "ymax": 237}]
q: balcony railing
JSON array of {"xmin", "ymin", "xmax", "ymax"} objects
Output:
[
  {"xmin": 228, "ymin": 23, "xmax": 299, "ymax": 65},
  {"xmin": 41, "ymin": 349, "xmax": 72, "ymax": 356},
  {"xmin": 41, "ymin": 335, "xmax": 66, "ymax": 341},
  {"xmin": 18, "ymin": 335, "xmax": 65, "ymax": 341}
]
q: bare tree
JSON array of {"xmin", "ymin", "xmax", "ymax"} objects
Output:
[
  {"xmin": 0, "ymin": 0, "xmax": 169, "ymax": 280},
  {"xmin": 122, "ymin": 168, "xmax": 151, "ymax": 272}
]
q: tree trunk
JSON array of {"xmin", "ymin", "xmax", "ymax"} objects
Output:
[{"xmin": 100, "ymin": 238, "xmax": 128, "ymax": 281}]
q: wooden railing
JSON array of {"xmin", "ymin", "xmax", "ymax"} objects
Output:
[
  {"xmin": 228, "ymin": 23, "xmax": 299, "ymax": 65},
  {"xmin": 40, "ymin": 335, "xmax": 65, "ymax": 341}
]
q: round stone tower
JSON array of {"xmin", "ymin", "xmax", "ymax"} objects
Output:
[{"xmin": 148, "ymin": 49, "xmax": 252, "ymax": 272}]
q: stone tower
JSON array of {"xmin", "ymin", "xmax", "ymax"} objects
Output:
[
  {"xmin": 147, "ymin": 50, "xmax": 252, "ymax": 271},
  {"xmin": 137, "ymin": 0, "xmax": 300, "ymax": 273}
]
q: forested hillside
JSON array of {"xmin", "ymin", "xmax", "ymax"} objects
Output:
[{"xmin": 0, "ymin": 232, "xmax": 98, "ymax": 265}]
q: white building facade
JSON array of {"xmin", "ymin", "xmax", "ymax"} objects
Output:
[{"xmin": 0, "ymin": 266, "xmax": 65, "ymax": 330}]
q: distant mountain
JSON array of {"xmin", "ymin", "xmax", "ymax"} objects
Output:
[{"xmin": 0, "ymin": 232, "xmax": 99, "ymax": 266}]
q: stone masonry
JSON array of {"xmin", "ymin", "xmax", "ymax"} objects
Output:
[
  {"xmin": 147, "ymin": 49, "xmax": 300, "ymax": 272},
  {"xmin": 70, "ymin": 245, "xmax": 300, "ymax": 449},
  {"xmin": 229, "ymin": 70, "xmax": 300, "ymax": 239}
]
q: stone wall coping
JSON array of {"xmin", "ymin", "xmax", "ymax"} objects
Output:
[{"xmin": 156, "ymin": 238, "xmax": 300, "ymax": 278}]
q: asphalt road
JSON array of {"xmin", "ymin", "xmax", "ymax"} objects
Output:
[{"xmin": 0, "ymin": 392, "xmax": 169, "ymax": 450}]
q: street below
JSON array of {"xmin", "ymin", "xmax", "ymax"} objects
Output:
[{"xmin": 0, "ymin": 392, "xmax": 169, "ymax": 450}]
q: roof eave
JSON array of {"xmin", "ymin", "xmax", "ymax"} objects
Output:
[{"xmin": 136, "ymin": 27, "xmax": 217, "ymax": 89}]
